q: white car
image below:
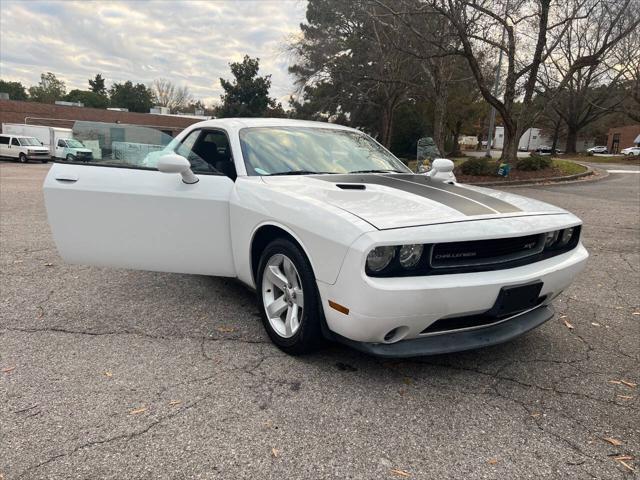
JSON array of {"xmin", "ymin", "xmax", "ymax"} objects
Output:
[
  {"xmin": 0, "ymin": 134, "xmax": 50, "ymax": 163},
  {"xmin": 587, "ymin": 146, "xmax": 608, "ymax": 154},
  {"xmin": 43, "ymin": 119, "xmax": 588, "ymax": 357},
  {"xmin": 621, "ymin": 146, "xmax": 640, "ymax": 156}
]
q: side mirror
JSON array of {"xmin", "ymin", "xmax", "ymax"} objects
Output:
[
  {"xmin": 157, "ymin": 154, "xmax": 199, "ymax": 184},
  {"xmin": 426, "ymin": 158, "xmax": 456, "ymax": 183}
]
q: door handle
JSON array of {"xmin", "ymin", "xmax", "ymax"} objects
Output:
[{"xmin": 54, "ymin": 174, "xmax": 79, "ymax": 183}]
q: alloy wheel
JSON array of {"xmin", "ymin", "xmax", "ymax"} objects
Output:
[{"xmin": 262, "ymin": 253, "xmax": 304, "ymax": 338}]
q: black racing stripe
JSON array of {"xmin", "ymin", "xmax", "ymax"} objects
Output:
[
  {"xmin": 389, "ymin": 174, "xmax": 522, "ymax": 213},
  {"xmin": 314, "ymin": 174, "xmax": 495, "ymax": 216}
]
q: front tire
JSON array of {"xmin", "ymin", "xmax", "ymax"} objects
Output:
[
  {"xmin": 18, "ymin": 153, "xmax": 28, "ymax": 163},
  {"xmin": 256, "ymin": 238, "xmax": 323, "ymax": 355}
]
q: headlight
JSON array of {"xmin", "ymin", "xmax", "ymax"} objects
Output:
[
  {"xmin": 398, "ymin": 244, "xmax": 423, "ymax": 268},
  {"xmin": 544, "ymin": 231, "xmax": 558, "ymax": 247},
  {"xmin": 366, "ymin": 246, "xmax": 395, "ymax": 272},
  {"xmin": 556, "ymin": 227, "xmax": 574, "ymax": 247}
]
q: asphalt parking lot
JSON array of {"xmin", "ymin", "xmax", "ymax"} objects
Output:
[{"xmin": 1, "ymin": 162, "xmax": 638, "ymax": 479}]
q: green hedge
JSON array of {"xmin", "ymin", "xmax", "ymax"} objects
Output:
[
  {"xmin": 459, "ymin": 157, "xmax": 498, "ymax": 176},
  {"xmin": 515, "ymin": 154, "xmax": 553, "ymax": 171}
]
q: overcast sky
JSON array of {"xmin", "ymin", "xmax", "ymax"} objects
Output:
[{"xmin": 0, "ymin": 0, "xmax": 307, "ymax": 105}]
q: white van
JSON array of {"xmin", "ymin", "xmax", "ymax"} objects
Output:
[
  {"xmin": 0, "ymin": 134, "xmax": 50, "ymax": 163},
  {"xmin": 1, "ymin": 124, "xmax": 93, "ymax": 161}
]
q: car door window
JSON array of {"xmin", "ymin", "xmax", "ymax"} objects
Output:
[
  {"xmin": 11, "ymin": 138, "xmax": 20, "ymax": 146},
  {"xmin": 0, "ymin": 136, "xmax": 9, "ymax": 145},
  {"xmin": 58, "ymin": 139, "xmax": 66, "ymax": 147}
]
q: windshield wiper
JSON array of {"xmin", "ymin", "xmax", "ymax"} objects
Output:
[
  {"xmin": 268, "ymin": 170, "xmax": 336, "ymax": 176},
  {"xmin": 348, "ymin": 169, "xmax": 404, "ymax": 174}
]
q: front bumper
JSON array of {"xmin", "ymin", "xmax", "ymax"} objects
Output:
[
  {"xmin": 336, "ymin": 304, "xmax": 555, "ymax": 358},
  {"xmin": 27, "ymin": 153, "xmax": 50, "ymax": 160},
  {"xmin": 318, "ymin": 236, "xmax": 589, "ymax": 348}
]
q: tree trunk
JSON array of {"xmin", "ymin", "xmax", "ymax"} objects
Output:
[
  {"xmin": 449, "ymin": 121, "xmax": 462, "ymax": 156},
  {"xmin": 565, "ymin": 126, "xmax": 578, "ymax": 154},
  {"xmin": 551, "ymin": 120, "xmax": 561, "ymax": 152},
  {"xmin": 501, "ymin": 123, "xmax": 519, "ymax": 163},
  {"xmin": 380, "ymin": 104, "xmax": 395, "ymax": 148},
  {"xmin": 432, "ymin": 89, "xmax": 448, "ymax": 155}
]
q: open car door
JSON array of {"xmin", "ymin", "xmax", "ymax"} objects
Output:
[{"xmin": 43, "ymin": 122, "xmax": 236, "ymax": 277}]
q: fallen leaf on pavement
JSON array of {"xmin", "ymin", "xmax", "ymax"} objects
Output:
[
  {"xmin": 609, "ymin": 380, "xmax": 622, "ymax": 385},
  {"xmin": 616, "ymin": 460, "xmax": 635, "ymax": 472},
  {"xmin": 271, "ymin": 448, "xmax": 280, "ymax": 458},
  {"xmin": 402, "ymin": 377, "xmax": 413, "ymax": 385},
  {"xmin": 169, "ymin": 400, "xmax": 182, "ymax": 406},
  {"xmin": 390, "ymin": 469, "xmax": 411, "ymax": 477},
  {"xmin": 563, "ymin": 319, "xmax": 574, "ymax": 329},
  {"xmin": 620, "ymin": 380, "xmax": 637, "ymax": 388},
  {"xmin": 1, "ymin": 366, "xmax": 15, "ymax": 373},
  {"xmin": 104, "ymin": 371, "xmax": 113, "ymax": 377},
  {"xmin": 129, "ymin": 407, "xmax": 147, "ymax": 415},
  {"xmin": 632, "ymin": 312, "xmax": 640, "ymax": 316},
  {"xmin": 591, "ymin": 322, "xmax": 600, "ymax": 327},
  {"xmin": 614, "ymin": 456, "xmax": 634, "ymax": 461},
  {"xmin": 559, "ymin": 314, "xmax": 567, "ymax": 319},
  {"xmin": 603, "ymin": 437, "xmax": 623, "ymax": 446},
  {"xmin": 488, "ymin": 458, "xmax": 499, "ymax": 465},
  {"xmin": 530, "ymin": 412, "xmax": 542, "ymax": 417},
  {"xmin": 215, "ymin": 326, "xmax": 235, "ymax": 333},
  {"xmin": 617, "ymin": 395, "xmax": 633, "ymax": 400}
]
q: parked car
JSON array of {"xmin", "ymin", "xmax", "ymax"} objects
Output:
[
  {"xmin": 0, "ymin": 134, "xmax": 50, "ymax": 163},
  {"xmin": 2, "ymin": 124, "xmax": 93, "ymax": 161},
  {"xmin": 534, "ymin": 146, "xmax": 561, "ymax": 155},
  {"xmin": 621, "ymin": 146, "xmax": 640, "ymax": 156},
  {"xmin": 587, "ymin": 145, "xmax": 608, "ymax": 154},
  {"xmin": 44, "ymin": 119, "xmax": 588, "ymax": 357}
]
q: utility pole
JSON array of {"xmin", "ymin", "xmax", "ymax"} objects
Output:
[{"xmin": 485, "ymin": 0, "xmax": 510, "ymax": 158}]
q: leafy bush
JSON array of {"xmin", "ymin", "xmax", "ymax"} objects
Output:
[
  {"xmin": 459, "ymin": 157, "xmax": 497, "ymax": 176},
  {"xmin": 516, "ymin": 154, "xmax": 552, "ymax": 171}
]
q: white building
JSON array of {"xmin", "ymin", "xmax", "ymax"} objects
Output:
[
  {"xmin": 492, "ymin": 126, "xmax": 551, "ymax": 151},
  {"xmin": 492, "ymin": 126, "xmax": 595, "ymax": 152}
]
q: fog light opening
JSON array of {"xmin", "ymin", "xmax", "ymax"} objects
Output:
[{"xmin": 383, "ymin": 326, "xmax": 410, "ymax": 343}]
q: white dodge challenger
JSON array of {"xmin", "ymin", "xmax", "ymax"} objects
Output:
[{"xmin": 44, "ymin": 118, "xmax": 588, "ymax": 357}]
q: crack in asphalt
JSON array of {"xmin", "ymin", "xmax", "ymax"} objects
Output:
[{"xmin": 15, "ymin": 399, "xmax": 203, "ymax": 479}]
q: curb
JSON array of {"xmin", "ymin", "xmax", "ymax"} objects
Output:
[{"xmin": 464, "ymin": 162, "xmax": 601, "ymax": 187}]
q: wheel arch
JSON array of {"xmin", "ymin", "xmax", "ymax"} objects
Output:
[{"xmin": 250, "ymin": 222, "xmax": 316, "ymax": 287}]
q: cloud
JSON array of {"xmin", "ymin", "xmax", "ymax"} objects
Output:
[{"xmin": 0, "ymin": 0, "xmax": 307, "ymax": 105}]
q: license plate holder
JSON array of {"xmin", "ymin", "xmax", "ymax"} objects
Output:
[{"xmin": 488, "ymin": 282, "xmax": 543, "ymax": 318}]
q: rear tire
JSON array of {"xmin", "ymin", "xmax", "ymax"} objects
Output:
[
  {"xmin": 18, "ymin": 153, "xmax": 28, "ymax": 163},
  {"xmin": 256, "ymin": 238, "xmax": 323, "ymax": 355}
]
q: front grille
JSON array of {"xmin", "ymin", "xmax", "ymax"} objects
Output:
[
  {"xmin": 420, "ymin": 297, "xmax": 547, "ymax": 335},
  {"xmin": 430, "ymin": 234, "xmax": 544, "ymax": 269}
]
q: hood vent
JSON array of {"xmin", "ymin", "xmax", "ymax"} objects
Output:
[{"xmin": 336, "ymin": 183, "xmax": 366, "ymax": 190}]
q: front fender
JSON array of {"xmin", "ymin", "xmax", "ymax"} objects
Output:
[{"xmin": 230, "ymin": 177, "xmax": 374, "ymax": 287}]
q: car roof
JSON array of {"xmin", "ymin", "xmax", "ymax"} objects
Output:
[
  {"xmin": 186, "ymin": 117, "xmax": 361, "ymax": 133},
  {"xmin": 0, "ymin": 134, "xmax": 37, "ymax": 138}
]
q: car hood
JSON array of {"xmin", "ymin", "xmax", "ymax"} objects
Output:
[{"xmin": 261, "ymin": 173, "xmax": 567, "ymax": 230}]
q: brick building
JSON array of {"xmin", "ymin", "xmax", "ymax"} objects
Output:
[
  {"xmin": 0, "ymin": 99, "xmax": 203, "ymax": 137},
  {"xmin": 606, "ymin": 124, "xmax": 640, "ymax": 153}
]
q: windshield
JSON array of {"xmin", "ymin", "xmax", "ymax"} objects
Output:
[
  {"xmin": 65, "ymin": 138, "xmax": 85, "ymax": 148},
  {"xmin": 239, "ymin": 126, "xmax": 410, "ymax": 175},
  {"xmin": 19, "ymin": 137, "xmax": 41, "ymax": 146}
]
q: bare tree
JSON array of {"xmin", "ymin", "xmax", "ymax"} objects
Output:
[
  {"xmin": 368, "ymin": 0, "xmax": 465, "ymax": 153},
  {"xmin": 426, "ymin": 0, "xmax": 639, "ymax": 161},
  {"xmin": 151, "ymin": 78, "xmax": 192, "ymax": 113}
]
